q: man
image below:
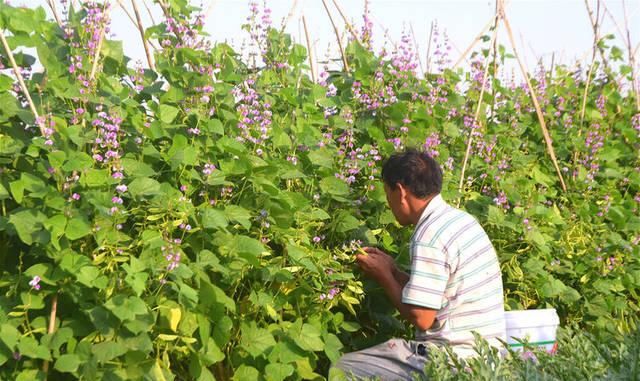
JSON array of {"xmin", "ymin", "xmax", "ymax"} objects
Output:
[{"xmin": 332, "ymin": 149, "xmax": 506, "ymax": 380}]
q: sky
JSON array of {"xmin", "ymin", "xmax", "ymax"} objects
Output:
[{"xmin": 15, "ymin": 0, "xmax": 640, "ymax": 78}]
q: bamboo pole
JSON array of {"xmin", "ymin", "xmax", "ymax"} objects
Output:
[
  {"xmin": 45, "ymin": 0, "xmax": 64, "ymax": 28},
  {"xmin": 321, "ymin": 0, "xmax": 349, "ymax": 72},
  {"xmin": 0, "ymin": 31, "xmax": 45, "ymax": 135},
  {"xmin": 502, "ymin": 9, "xmax": 568, "ymax": 192},
  {"xmin": 41, "ymin": 294, "xmax": 58, "ymax": 377},
  {"xmin": 584, "ymin": 0, "xmax": 610, "ymax": 70},
  {"xmin": 116, "ymin": 0, "xmax": 160, "ymax": 51},
  {"xmin": 302, "ymin": 15, "xmax": 317, "ymax": 83},
  {"xmin": 457, "ymin": 12, "xmax": 501, "ymax": 201},
  {"xmin": 453, "ymin": 18, "xmax": 493, "ymax": 69},
  {"xmin": 115, "ymin": 0, "xmax": 139, "ymax": 27},
  {"xmin": 142, "ymin": 0, "xmax": 157, "ymax": 25},
  {"xmin": 89, "ymin": 1, "xmax": 111, "ymax": 81},
  {"xmin": 425, "ymin": 21, "xmax": 434, "ymax": 74},
  {"xmin": 279, "ymin": 0, "xmax": 299, "ymax": 33},
  {"xmin": 331, "ymin": 0, "xmax": 360, "ymax": 43},
  {"xmin": 409, "ymin": 22, "xmax": 425, "ymax": 77},
  {"xmin": 622, "ymin": 0, "xmax": 640, "ymax": 111},
  {"xmin": 131, "ymin": 0, "xmax": 156, "ymax": 71}
]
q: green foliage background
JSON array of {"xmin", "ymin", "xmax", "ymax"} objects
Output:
[{"xmin": 0, "ymin": 2, "xmax": 638, "ymax": 380}]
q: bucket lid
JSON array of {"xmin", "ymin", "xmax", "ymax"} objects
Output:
[{"xmin": 504, "ymin": 308, "xmax": 560, "ymax": 326}]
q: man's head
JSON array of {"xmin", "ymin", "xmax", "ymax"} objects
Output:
[{"xmin": 381, "ymin": 149, "xmax": 442, "ymax": 225}]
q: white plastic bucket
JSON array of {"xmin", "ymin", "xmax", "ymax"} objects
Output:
[{"xmin": 504, "ymin": 308, "xmax": 560, "ymax": 352}]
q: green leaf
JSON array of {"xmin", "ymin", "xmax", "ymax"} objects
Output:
[
  {"xmin": 240, "ymin": 322, "xmax": 276, "ymax": 357},
  {"xmin": 128, "ymin": 177, "xmax": 161, "ymax": 198},
  {"xmin": 17, "ymin": 336, "xmax": 51, "ymax": 360},
  {"xmin": 335, "ymin": 211, "xmax": 361, "ymax": 233},
  {"xmin": 105, "ymin": 295, "xmax": 148, "ymax": 322},
  {"xmin": 54, "ymin": 354, "xmax": 81, "ymax": 373},
  {"xmin": 308, "ymin": 149, "xmax": 334, "ymax": 168},
  {"xmin": 167, "ymin": 134, "xmax": 198, "ymax": 167},
  {"xmin": 9, "ymin": 209, "xmax": 47, "ymax": 245},
  {"xmin": 201, "ymin": 208, "xmax": 228, "ymax": 230},
  {"xmin": 92, "ymin": 341, "xmax": 127, "ymax": 363},
  {"xmin": 62, "ymin": 152, "xmax": 93, "ymax": 172},
  {"xmin": 65, "ymin": 216, "xmax": 92, "ymax": 240},
  {"xmin": 224, "ymin": 205, "xmax": 252, "ymax": 230},
  {"xmin": 323, "ymin": 333, "xmax": 343, "ymax": 363},
  {"xmin": 47, "ymin": 151, "xmax": 66, "ymax": 169},
  {"xmin": 292, "ymin": 322, "xmax": 324, "ymax": 352},
  {"xmin": 80, "ymin": 169, "xmax": 112, "ymax": 187},
  {"xmin": 265, "ymin": 363, "xmax": 294, "ymax": 381},
  {"xmin": 159, "ymin": 104, "xmax": 179, "ymax": 123},
  {"xmin": 122, "ymin": 158, "xmax": 156, "ymax": 178},
  {"xmin": 207, "ymin": 118, "xmax": 224, "ymax": 135},
  {"xmin": 9, "ymin": 179, "xmax": 24, "ymax": 204},
  {"xmin": 232, "ymin": 365, "xmax": 259, "ymax": 381},
  {"xmin": 320, "ymin": 176, "xmax": 349, "ymax": 199},
  {"xmin": 0, "ymin": 323, "xmax": 20, "ymax": 349}
]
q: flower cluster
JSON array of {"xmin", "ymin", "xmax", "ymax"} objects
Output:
[
  {"xmin": 582, "ymin": 122, "xmax": 606, "ymax": 182},
  {"xmin": 29, "ymin": 276, "xmax": 41, "ymax": 291},
  {"xmin": 423, "ymin": 132, "xmax": 441, "ymax": 157},
  {"xmin": 245, "ymin": 1, "xmax": 272, "ymax": 66},
  {"xmin": 334, "ymin": 125, "xmax": 382, "ymax": 190},
  {"xmin": 493, "ymin": 191, "xmax": 510, "ymax": 210},
  {"xmin": 359, "ymin": 1, "xmax": 373, "ymax": 48},
  {"xmin": 632, "ymin": 113, "xmax": 640, "ymax": 137},
  {"xmin": 389, "ymin": 31, "xmax": 419, "ymax": 82},
  {"xmin": 162, "ymin": 239, "xmax": 183, "ymax": 272},
  {"xmin": 129, "ymin": 61, "xmax": 145, "ymax": 93},
  {"xmin": 431, "ymin": 23, "xmax": 453, "ymax": 73},
  {"xmin": 319, "ymin": 287, "xmax": 340, "ymax": 301},
  {"xmin": 163, "ymin": 13, "xmax": 207, "ymax": 50},
  {"xmin": 351, "ymin": 80, "xmax": 398, "ymax": 113},
  {"xmin": 232, "ymin": 78, "xmax": 272, "ymax": 145}
]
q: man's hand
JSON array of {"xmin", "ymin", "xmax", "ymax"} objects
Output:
[{"xmin": 355, "ymin": 247, "xmax": 397, "ymax": 283}]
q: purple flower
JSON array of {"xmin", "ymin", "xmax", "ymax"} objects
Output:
[
  {"xmin": 115, "ymin": 184, "xmax": 128, "ymax": 193},
  {"xmin": 29, "ymin": 276, "xmax": 41, "ymax": 290},
  {"xmin": 71, "ymin": 193, "xmax": 81, "ymax": 201},
  {"xmin": 112, "ymin": 196, "xmax": 123, "ymax": 204}
]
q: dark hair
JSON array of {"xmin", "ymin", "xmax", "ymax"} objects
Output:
[{"xmin": 381, "ymin": 148, "xmax": 442, "ymax": 198}]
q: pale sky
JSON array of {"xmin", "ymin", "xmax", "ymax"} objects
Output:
[{"xmin": 15, "ymin": 0, "xmax": 640, "ymax": 78}]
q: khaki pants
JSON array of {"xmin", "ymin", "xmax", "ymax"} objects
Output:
[{"xmin": 330, "ymin": 339, "xmax": 429, "ymax": 381}]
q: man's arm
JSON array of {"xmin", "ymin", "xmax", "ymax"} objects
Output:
[{"xmin": 357, "ymin": 248, "xmax": 437, "ymax": 331}]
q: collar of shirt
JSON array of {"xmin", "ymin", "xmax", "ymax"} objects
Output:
[{"xmin": 413, "ymin": 193, "xmax": 446, "ymax": 236}]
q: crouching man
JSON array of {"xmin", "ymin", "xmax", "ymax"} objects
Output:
[{"xmin": 331, "ymin": 149, "xmax": 506, "ymax": 380}]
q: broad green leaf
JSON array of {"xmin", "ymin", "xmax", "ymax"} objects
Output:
[
  {"xmin": 265, "ymin": 363, "xmax": 294, "ymax": 381},
  {"xmin": 240, "ymin": 322, "xmax": 276, "ymax": 357},
  {"xmin": 17, "ymin": 336, "xmax": 51, "ymax": 360},
  {"xmin": 128, "ymin": 177, "xmax": 161, "ymax": 197},
  {"xmin": 54, "ymin": 354, "xmax": 81, "ymax": 373},
  {"xmin": 320, "ymin": 176, "xmax": 349, "ymax": 198},
  {"xmin": 9, "ymin": 209, "xmax": 47, "ymax": 245},
  {"xmin": 92, "ymin": 341, "xmax": 127, "ymax": 363},
  {"xmin": 232, "ymin": 365, "xmax": 259, "ymax": 381},
  {"xmin": 65, "ymin": 216, "xmax": 92, "ymax": 240},
  {"xmin": 159, "ymin": 104, "xmax": 179, "ymax": 123}
]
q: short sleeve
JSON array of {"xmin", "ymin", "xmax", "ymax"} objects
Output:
[{"xmin": 402, "ymin": 243, "xmax": 450, "ymax": 309}]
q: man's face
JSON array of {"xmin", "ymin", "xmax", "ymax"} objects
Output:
[{"xmin": 384, "ymin": 183, "xmax": 411, "ymax": 226}]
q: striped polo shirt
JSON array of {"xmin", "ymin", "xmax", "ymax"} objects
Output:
[{"xmin": 402, "ymin": 194, "xmax": 506, "ymax": 358}]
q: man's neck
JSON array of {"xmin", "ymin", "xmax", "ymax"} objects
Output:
[{"xmin": 408, "ymin": 194, "xmax": 436, "ymax": 225}]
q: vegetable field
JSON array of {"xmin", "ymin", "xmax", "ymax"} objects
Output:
[{"xmin": 0, "ymin": 1, "xmax": 638, "ymax": 380}]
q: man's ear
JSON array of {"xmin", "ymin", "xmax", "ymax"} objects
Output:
[{"xmin": 397, "ymin": 183, "xmax": 409, "ymax": 202}]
